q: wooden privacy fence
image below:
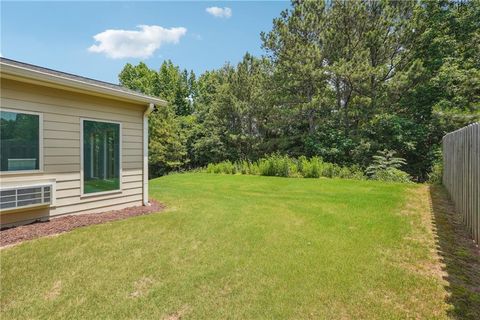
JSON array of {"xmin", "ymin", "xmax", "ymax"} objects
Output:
[{"xmin": 442, "ymin": 122, "xmax": 480, "ymax": 245}]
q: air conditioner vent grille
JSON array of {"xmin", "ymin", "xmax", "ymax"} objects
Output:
[{"xmin": 0, "ymin": 185, "xmax": 52, "ymax": 211}]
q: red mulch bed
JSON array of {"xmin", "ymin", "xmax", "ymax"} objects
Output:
[{"xmin": 0, "ymin": 200, "xmax": 165, "ymax": 248}]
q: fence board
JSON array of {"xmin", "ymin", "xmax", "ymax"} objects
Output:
[{"xmin": 443, "ymin": 122, "xmax": 480, "ymax": 245}]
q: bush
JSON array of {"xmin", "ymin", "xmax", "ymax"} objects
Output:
[
  {"xmin": 205, "ymin": 155, "xmax": 410, "ymax": 182},
  {"xmin": 338, "ymin": 166, "xmax": 350, "ymax": 179},
  {"xmin": 205, "ymin": 160, "xmax": 236, "ymax": 174},
  {"xmin": 335, "ymin": 165, "xmax": 366, "ymax": 180},
  {"xmin": 258, "ymin": 158, "xmax": 273, "ymax": 176},
  {"xmin": 427, "ymin": 161, "xmax": 443, "ymax": 185},
  {"xmin": 235, "ymin": 160, "xmax": 259, "ymax": 175},
  {"xmin": 371, "ymin": 168, "xmax": 412, "ymax": 183},
  {"xmin": 258, "ymin": 154, "xmax": 296, "ymax": 177},
  {"xmin": 366, "ymin": 149, "xmax": 407, "ymax": 177},
  {"xmin": 299, "ymin": 156, "xmax": 322, "ymax": 178},
  {"xmin": 204, "ymin": 155, "xmax": 369, "ymax": 181},
  {"xmin": 321, "ymin": 162, "xmax": 336, "ymax": 178},
  {"xmin": 249, "ymin": 162, "xmax": 260, "ymax": 175},
  {"xmin": 345, "ymin": 165, "xmax": 366, "ymax": 180}
]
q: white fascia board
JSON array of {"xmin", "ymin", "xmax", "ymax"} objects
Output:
[{"xmin": 0, "ymin": 62, "xmax": 167, "ymax": 107}]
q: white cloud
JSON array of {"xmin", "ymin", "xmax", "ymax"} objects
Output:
[
  {"xmin": 206, "ymin": 7, "xmax": 232, "ymax": 18},
  {"xmin": 88, "ymin": 25, "xmax": 187, "ymax": 59}
]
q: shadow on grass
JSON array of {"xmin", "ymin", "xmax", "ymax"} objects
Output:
[{"xmin": 429, "ymin": 185, "xmax": 480, "ymax": 319}]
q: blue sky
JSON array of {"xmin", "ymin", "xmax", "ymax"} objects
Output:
[{"xmin": 1, "ymin": 1, "xmax": 289, "ymax": 83}]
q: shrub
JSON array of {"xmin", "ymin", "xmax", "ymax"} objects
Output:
[
  {"xmin": 236, "ymin": 160, "xmax": 259, "ymax": 175},
  {"xmin": 297, "ymin": 155, "xmax": 307, "ymax": 174},
  {"xmin": 345, "ymin": 165, "xmax": 366, "ymax": 180},
  {"xmin": 249, "ymin": 162, "xmax": 260, "ymax": 175},
  {"xmin": 258, "ymin": 154, "xmax": 295, "ymax": 177},
  {"xmin": 335, "ymin": 165, "xmax": 366, "ymax": 180},
  {"xmin": 237, "ymin": 160, "xmax": 248, "ymax": 175},
  {"xmin": 205, "ymin": 163, "xmax": 223, "ymax": 174},
  {"xmin": 204, "ymin": 155, "xmax": 368, "ymax": 181},
  {"xmin": 258, "ymin": 158, "xmax": 273, "ymax": 176},
  {"xmin": 205, "ymin": 160, "xmax": 236, "ymax": 174},
  {"xmin": 299, "ymin": 156, "xmax": 322, "ymax": 178},
  {"xmin": 321, "ymin": 162, "xmax": 335, "ymax": 178},
  {"xmin": 371, "ymin": 168, "xmax": 412, "ymax": 183},
  {"xmin": 338, "ymin": 166, "xmax": 352, "ymax": 179},
  {"xmin": 428, "ymin": 161, "xmax": 443, "ymax": 185},
  {"xmin": 366, "ymin": 150, "xmax": 407, "ymax": 177},
  {"xmin": 219, "ymin": 161, "xmax": 234, "ymax": 174}
]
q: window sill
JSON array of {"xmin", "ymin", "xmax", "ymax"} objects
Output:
[
  {"xmin": 0, "ymin": 170, "xmax": 44, "ymax": 176},
  {"xmin": 80, "ymin": 189, "xmax": 122, "ymax": 199}
]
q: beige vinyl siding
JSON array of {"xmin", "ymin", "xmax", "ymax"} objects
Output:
[{"xmin": 0, "ymin": 78, "xmax": 146, "ymax": 226}]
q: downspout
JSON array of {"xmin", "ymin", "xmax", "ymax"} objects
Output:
[{"xmin": 143, "ymin": 103, "xmax": 154, "ymax": 206}]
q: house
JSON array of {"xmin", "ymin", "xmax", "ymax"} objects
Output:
[{"xmin": 0, "ymin": 58, "xmax": 166, "ymax": 227}]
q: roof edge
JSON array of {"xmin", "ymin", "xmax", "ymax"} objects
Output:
[{"xmin": 0, "ymin": 59, "xmax": 167, "ymax": 107}]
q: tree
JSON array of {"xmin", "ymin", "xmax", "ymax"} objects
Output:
[
  {"xmin": 157, "ymin": 61, "xmax": 193, "ymax": 116},
  {"xmin": 118, "ymin": 62, "xmax": 157, "ymax": 96},
  {"xmin": 261, "ymin": 0, "xmax": 478, "ymax": 180},
  {"xmin": 148, "ymin": 105, "xmax": 188, "ymax": 177},
  {"xmin": 262, "ymin": 0, "xmax": 418, "ymax": 163},
  {"xmin": 391, "ymin": 0, "xmax": 480, "ymax": 179},
  {"xmin": 261, "ymin": 1, "xmax": 330, "ymax": 149},
  {"xmin": 116, "ymin": 0, "xmax": 479, "ymax": 180},
  {"xmin": 118, "ymin": 61, "xmax": 190, "ymax": 177}
]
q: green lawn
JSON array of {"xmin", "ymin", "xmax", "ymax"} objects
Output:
[{"xmin": 0, "ymin": 173, "xmax": 450, "ymax": 319}]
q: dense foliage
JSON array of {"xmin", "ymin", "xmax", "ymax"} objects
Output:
[
  {"xmin": 119, "ymin": 0, "xmax": 480, "ymax": 181},
  {"xmin": 204, "ymin": 154, "xmax": 366, "ymax": 180}
]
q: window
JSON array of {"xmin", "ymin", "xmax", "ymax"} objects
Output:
[
  {"xmin": 82, "ymin": 120, "xmax": 121, "ymax": 194},
  {"xmin": 0, "ymin": 110, "xmax": 41, "ymax": 172}
]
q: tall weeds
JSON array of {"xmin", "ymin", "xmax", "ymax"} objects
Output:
[{"xmin": 204, "ymin": 154, "xmax": 366, "ymax": 180}]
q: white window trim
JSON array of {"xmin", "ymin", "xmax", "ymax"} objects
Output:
[
  {"xmin": 0, "ymin": 108, "xmax": 44, "ymax": 175},
  {"xmin": 80, "ymin": 117, "xmax": 122, "ymax": 198}
]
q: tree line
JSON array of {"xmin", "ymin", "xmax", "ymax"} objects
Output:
[{"xmin": 119, "ymin": 0, "xmax": 479, "ymax": 181}]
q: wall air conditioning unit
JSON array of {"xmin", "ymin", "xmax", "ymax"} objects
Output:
[{"xmin": 0, "ymin": 184, "xmax": 53, "ymax": 211}]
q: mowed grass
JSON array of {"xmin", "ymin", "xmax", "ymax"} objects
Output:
[{"xmin": 0, "ymin": 173, "xmax": 450, "ymax": 319}]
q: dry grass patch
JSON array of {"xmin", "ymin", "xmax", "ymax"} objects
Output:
[
  {"xmin": 129, "ymin": 277, "xmax": 154, "ymax": 298},
  {"xmin": 44, "ymin": 280, "xmax": 62, "ymax": 301},
  {"xmin": 163, "ymin": 305, "xmax": 191, "ymax": 320}
]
